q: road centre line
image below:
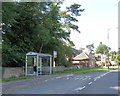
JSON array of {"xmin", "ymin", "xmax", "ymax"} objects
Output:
[
  {"xmin": 88, "ymin": 82, "xmax": 92, "ymax": 85},
  {"xmin": 75, "ymin": 86, "xmax": 86, "ymax": 91},
  {"xmin": 93, "ymin": 71, "xmax": 111, "ymax": 82},
  {"xmin": 94, "ymin": 79, "xmax": 97, "ymax": 81}
]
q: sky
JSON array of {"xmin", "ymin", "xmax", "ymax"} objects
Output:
[{"xmin": 61, "ymin": 0, "xmax": 119, "ymax": 51}]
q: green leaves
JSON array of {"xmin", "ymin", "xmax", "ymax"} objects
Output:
[
  {"xmin": 115, "ymin": 48, "xmax": 120, "ymax": 64},
  {"xmin": 2, "ymin": 2, "xmax": 84, "ymax": 67},
  {"xmin": 66, "ymin": 3, "xmax": 84, "ymax": 16},
  {"xmin": 86, "ymin": 43, "xmax": 94, "ymax": 52},
  {"xmin": 96, "ymin": 42, "xmax": 109, "ymax": 54}
]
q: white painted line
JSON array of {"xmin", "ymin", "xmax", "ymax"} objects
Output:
[
  {"xmin": 94, "ymin": 76, "xmax": 100, "ymax": 80},
  {"xmin": 56, "ymin": 76, "xmax": 62, "ymax": 79},
  {"xmin": 66, "ymin": 77, "xmax": 69, "ymax": 80},
  {"xmin": 88, "ymin": 82, "xmax": 92, "ymax": 85},
  {"xmin": 45, "ymin": 80, "xmax": 48, "ymax": 82},
  {"xmin": 82, "ymin": 78, "xmax": 87, "ymax": 80},
  {"xmin": 85, "ymin": 76, "xmax": 91, "ymax": 78},
  {"xmin": 50, "ymin": 78, "xmax": 55, "ymax": 80},
  {"xmin": 102, "ymin": 74, "xmax": 105, "ymax": 76},
  {"xmin": 82, "ymin": 86, "xmax": 86, "ymax": 89},
  {"xmin": 66, "ymin": 74, "xmax": 73, "ymax": 77},
  {"xmin": 97, "ymin": 76, "xmax": 100, "ymax": 78},
  {"xmin": 75, "ymin": 78, "xmax": 79, "ymax": 80},
  {"xmin": 75, "ymin": 88, "xmax": 81, "ymax": 91},
  {"xmin": 88, "ymin": 78, "xmax": 91, "ymax": 80},
  {"xmin": 75, "ymin": 86, "xmax": 86, "ymax": 91},
  {"xmin": 101, "ymin": 74, "xmax": 104, "ymax": 77},
  {"xmin": 81, "ymin": 78, "xmax": 85, "ymax": 80},
  {"xmin": 45, "ymin": 78, "xmax": 55, "ymax": 81},
  {"xmin": 78, "ymin": 78, "xmax": 83, "ymax": 80},
  {"xmin": 93, "ymin": 71, "xmax": 111, "ymax": 81}
]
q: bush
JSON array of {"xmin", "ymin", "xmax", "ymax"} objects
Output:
[{"xmin": 2, "ymin": 41, "xmax": 26, "ymax": 67}]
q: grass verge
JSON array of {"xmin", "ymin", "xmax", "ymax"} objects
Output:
[
  {"xmin": 54, "ymin": 67, "xmax": 114, "ymax": 74},
  {"xmin": 1, "ymin": 67, "xmax": 117, "ymax": 83},
  {"xmin": 1, "ymin": 75, "xmax": 35, "ymax": 83}
]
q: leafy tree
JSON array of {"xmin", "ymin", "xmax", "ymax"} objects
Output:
[
  {"xmin": 2, "ymin": 2, "xmax": 84, "ymax": 67},
  {"xmin": 86, "ymin": 43, "xmax": 94, "ymax": 52},
  {"xmin": 110, "ymin": 51, "xmax": 117, "ymax": 60},
  {"xmin": 96, "ymin": 42, "xmax": 109, "ymax": 55},
  {"xmin": 115, "ymin": 48, "xmax": 120, "ymax": 64}
]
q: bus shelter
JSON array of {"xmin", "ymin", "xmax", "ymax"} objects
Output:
[{"xmin": 25, "ymin": 52, "xmax": 52, "ymax": 76}]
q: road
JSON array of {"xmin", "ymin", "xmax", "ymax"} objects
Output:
[{"xmin": 3, "ymin": 70, "xmax": 119, "ymax": 94}]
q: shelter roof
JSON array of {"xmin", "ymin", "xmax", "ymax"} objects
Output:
[{"xmin": 26, "ymin": 52, "xmax": 52, "ymax": 57}]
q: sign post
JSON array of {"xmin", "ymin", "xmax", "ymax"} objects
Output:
[{"xmin": 53, "ymin": 51, "xmax": 57, "ymax": 68}]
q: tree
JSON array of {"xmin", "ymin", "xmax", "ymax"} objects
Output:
[
  {"xmin": 115, "ymin": 48, "xmax": 120, "ymax": 65},
  {"xmin": 2, "ymin": 2, "xmax": 84, "ymax": 67},
  {"xmin": 96, "ymin": 42, "xmax": 109, "ymax": 55},
  {"xmin": 86, "ymin": 43, "xmax": 94, "ymax": 52},
  {"xmin": 110, "ymin": 51, "xmax": 117, "ymax": 61}
]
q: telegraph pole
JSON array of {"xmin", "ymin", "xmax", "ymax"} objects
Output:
[{"xmin": 107, "ymin": 27, "xmax": 118, "ymax": 68}]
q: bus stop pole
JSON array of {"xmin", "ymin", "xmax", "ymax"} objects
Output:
[
  {"xmin": 40, "ymin": 57, "xmax": 42, "ymax": 75},
  {"xmin": 25, "ymin": 56, "xmax": 27, "ymax": 76},
  {"xmin": 36, "ymin": 55, "xmax": 38, "ymax": 76},
  {"xmin": 50, "ymin": 56, "xmax": 52, "ymax": 74}
]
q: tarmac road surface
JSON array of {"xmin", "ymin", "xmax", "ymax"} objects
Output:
[{"xmin": 2, "ymin": 70, "xmax": 119, "ymax": 94}]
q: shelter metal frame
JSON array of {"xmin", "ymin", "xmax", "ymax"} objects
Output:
[{"xmin": 25, "ymin": 52, "xmax": 52, "ymax": 76}]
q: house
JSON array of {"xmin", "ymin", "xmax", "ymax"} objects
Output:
[
  {"xmin": 67, "ymin": 48, "xmax": 82, "ymax": 61},
  {"xmin": 95, "ymin": 54, "xmax": 107, "ymax": 62},
  {"xmin": 95, "ymin": 54, "xmax": 114, "ymax": 66},
  {"xmin": 71, "ymin": 48, "xmax": 82, "ymax": 57},
  {"xmin": 72, "ymin": 51, "xmax": 96, "ymax": 68}
]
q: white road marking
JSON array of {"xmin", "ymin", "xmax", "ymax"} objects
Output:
[
  {"xmin": 94, "ymin": 79, "xmax": 97, "ymax": 81},
  {"xmin": 75, "ymin": 78, "xmax": 79, "ymax": 80},
  {"xmin": 88, "ymin": 82, "xmax": 92, "ymax": 85},
  {"xmin": 82, "ymin": 78, "xmax": 87, "ymax": 80},
  {"xmin": 45, "ymin": 80, "xmax": 48, "ymax": 82},
  {"xmin": 82, "ymin": 86, "xmax": 86, "ymax": 89},
  {"xmin": 93, "ymin": 71, "xmax": 111, "ymax": 82},
  {"xmin": 79, "ymin": 78, "xmax": 83, "ymax": 80},
  {"xmin": 94, "ymin": 76, "xmax": 100, "ymax": 80},
  {"xmin": 100, "ymin": 74, "xmax": 104, "ymax": 77},
  {"xmin": 97, "ymin": 76, "xmax": 101, "ymax": 78},
  {"xmin": 45, "ymin": 78, "xmax": 55, "ymax": 82},
  {"xmin": 88, "ymin": 78, "xmax": 91, "ymax": 80},
  {"xmin": 66, "ymin": 77, "xmax": 69, "ymax": 79},
  {"xmin": 75, "ymin": 86, "xmax": 86, "ymax": 91},
  {"xmin": 66, "ymin": 74, "xmax": 73, "ymax": 77},
  {"xmin": 110, "ymin": 86, "xmax": 120, "ymax": 90},
  {"xmin": 56, "ymin": 76, "xmax": 62, "ymax": 79}
]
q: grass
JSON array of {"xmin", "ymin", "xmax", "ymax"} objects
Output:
[
  {"xmin": 1, "ymin": 67, "xmax": 117, "ymax": 83},
  {"xmin": 0, "ymin": 79, "xmax": 2, "ymax": 82},
  {"xmin": 54, "ymin": 67, "xmax": 114, "ymax": 74},
  {"xmin": 1, "ymin": 75, "xmax": 36, "ymax": 83}
]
